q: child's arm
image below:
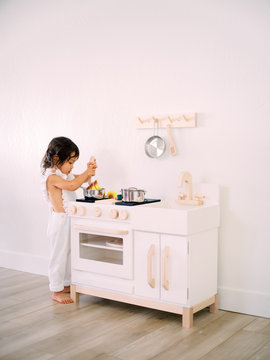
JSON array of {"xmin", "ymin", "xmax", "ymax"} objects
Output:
[{"xmin": 48, "ymin": 166, "xmax": 95, "ymax": 192}]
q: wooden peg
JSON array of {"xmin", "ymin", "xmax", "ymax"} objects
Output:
[
  {"xmin": 152, "ymin": 117, "xmax": 159, "ymax": 125},
  {"xmin": 183, "ymin": 114, "xmax": 189, "ymax": 122}
]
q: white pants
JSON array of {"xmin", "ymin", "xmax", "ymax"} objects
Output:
[{"xmin": 47, "ymin": 212, "xmax": 71, "ymax": 292}]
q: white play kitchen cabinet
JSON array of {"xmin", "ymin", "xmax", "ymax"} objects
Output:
[
  {"xmin": 134, "ymin": 232, "xmax": 188, "ymax": 305},
  {"xmin": 69, "ymin": 185, "xmax": 219, "ymax": 328}
]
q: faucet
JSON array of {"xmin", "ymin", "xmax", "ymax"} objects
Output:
[
  {"xmin": 177, "ymin": 171, "xmax": 204, "ymax": 206},
  {"xmin": 178, "ymin": 172, "xmax": 193, "ymax": 200}
]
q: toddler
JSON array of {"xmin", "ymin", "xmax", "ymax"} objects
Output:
[{"xmin": 41, "ymin": 137, "xmax": 97, "ymax": 304}]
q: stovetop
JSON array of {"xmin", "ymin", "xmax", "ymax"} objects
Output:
[
  {"xmin": 115, "ymin": 199, "xmax": 161, "ymax": 206},
  {"xmin": 76, "ymin": 197, "xmax": 101, "ymax": 203},
  {"xmin": 76, "ymin": 198, "xmax": 161, "ymax": 206}
]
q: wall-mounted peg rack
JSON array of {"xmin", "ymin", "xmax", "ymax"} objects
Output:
[{"xmin": 136, "ymin": 113, "xmax": 196, "ymax": 129}]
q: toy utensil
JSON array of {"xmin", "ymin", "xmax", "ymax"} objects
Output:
[{"xmin": 166, "ymin": 124, "xmax": 177, "ymax": 156}]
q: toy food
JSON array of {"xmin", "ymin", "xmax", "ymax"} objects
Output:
[
  {"xmin": 107, "ymin": 190, "xmax": 118, "ymax": 200},
  {"xmin": 93, "ymin": 180, "xmax": 101, "ymax": 190},
  {"xmin": 87, "ymin": 180, "xmax": 102, "ymax": 190}
]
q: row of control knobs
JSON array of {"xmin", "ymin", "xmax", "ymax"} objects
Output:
[{"xmin": 69, "ymin": 205, "xmax": 129, "ymax": 220}]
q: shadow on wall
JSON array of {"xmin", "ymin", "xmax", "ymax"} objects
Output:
[{"xmin": 218, "ymin": 186, "xmax": 250, "ymax": 288}]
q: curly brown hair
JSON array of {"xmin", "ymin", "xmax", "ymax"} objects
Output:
[{"xmin": 41, "ymin": 137, "xmax": 79, "ymax": 174}]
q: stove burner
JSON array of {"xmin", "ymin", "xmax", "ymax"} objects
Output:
[
  {"xmin": 115, "ymin": 199, "xmax": 161, "ymax": 206},
  {"xmin": 76, "ymin": 197, "xmax": 104, "ymax": 203}
]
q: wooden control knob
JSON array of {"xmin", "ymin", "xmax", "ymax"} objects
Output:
[
  {"xmin": 77, "ymin": 206, "xmax": 86, "ymax": 216},
  {"xmin": 119, "ymin": 210, "xmax": 129, "ymax": 220},
  {"xmin": 69, "ymin": 205, "xmax": 77, "ymax": 215},
  {"xmin": 110, "ymin": 209, "xmax": 119, "ymax": 219},
  {"xmin": 93, "ymin": 207, "xmax": 102, "ymax": 217}
]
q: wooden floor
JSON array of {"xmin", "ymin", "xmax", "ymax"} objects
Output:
[{"xmin": 0, "ymin": 268, "xmax": 270, "ymax": 360}]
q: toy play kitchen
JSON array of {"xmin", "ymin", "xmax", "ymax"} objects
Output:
[{"xmin": 68, "ymin": 172, "xmax": 219, "ymax": 328}]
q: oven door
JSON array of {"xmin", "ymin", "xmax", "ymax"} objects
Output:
[{"xmin": 71, "ymin": 220, "xmax": 133, "ymax": 279}]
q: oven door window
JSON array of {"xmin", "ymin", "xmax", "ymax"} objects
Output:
[
  {"xmin": 79, "ymin": 233, "xmax": 123, "ymax": 265},
  {"xmin": 71, "ymin": 226, "xmax": 132, "ymax": 279}
]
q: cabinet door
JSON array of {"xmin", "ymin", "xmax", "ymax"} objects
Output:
[
  {"xmin": 160, "ymin": 234, "xmax": 188, "ymax": 304},
  {"xmin": 134, "ymin": 231, "xmax": 160, "ymax": 299}
]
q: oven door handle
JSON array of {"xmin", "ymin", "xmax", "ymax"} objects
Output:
[{"xmin": 74, "ymin": 224, "xmax": 129, "ymax": 236}]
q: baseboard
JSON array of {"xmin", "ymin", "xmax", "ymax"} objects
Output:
[
  {"xmin": 0, "ymin": 249, "xmax": 48, "ymax": 276},
  {"xmin": 218, "ymin": 286, "xmax": 270, "ymax": 318}
]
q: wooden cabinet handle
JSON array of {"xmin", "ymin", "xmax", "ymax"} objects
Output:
[
  {"xmin": 162, "ymin": 246, "xmax": 169, "ymax": 290},
  {"xmin": 147, "ymin": 244, "xmax": 155, "ymax": 288}
]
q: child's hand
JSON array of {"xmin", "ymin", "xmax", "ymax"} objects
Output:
[
  {"xmin": 87, "ymin": 157, "xmax": 97, "ymax": 177},
  {"xmin": 87, "ymin": 159, "xmax": 97, "ymax": 169},
  {"xmin": 88, "ymin": 156, "xmax": 97, "ymax": 169},
  {"xmin": 87, "ymin": 165, "xmax": 96, "ymax": 177}
]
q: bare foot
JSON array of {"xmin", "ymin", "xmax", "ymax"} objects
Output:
[
  {"xmin": 63, "ymin": 286, "xmax": 70, "ymax": 293},
  {"xmin": 52, "ymin": 291, "xmax": 74, "ymax": 304}
]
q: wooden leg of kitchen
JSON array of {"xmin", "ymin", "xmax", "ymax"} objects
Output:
[
  {"xmin": 70, "ymin": 284, "xmax": 79, "ymax": 303},
  {"xmin": 182, "ymin": 307, "xmax": 193, "ymax": 328},
  {"xmin": 209, "ymin": 293, "xmax": 218, "ymax": 314}
]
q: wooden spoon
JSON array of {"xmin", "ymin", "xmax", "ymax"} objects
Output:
[{"xmin": 166, "ymin": 124, "xmax": 177, "ymax": 156}]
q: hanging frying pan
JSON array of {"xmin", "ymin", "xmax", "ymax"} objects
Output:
[{"xmin": 145, "ymin": 119, "xmax": 166, "ymax": 158}]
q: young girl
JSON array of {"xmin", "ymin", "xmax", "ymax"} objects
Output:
[{"xmin": 41, "ymin": 137, "xmax": 97, "ymax": 304}]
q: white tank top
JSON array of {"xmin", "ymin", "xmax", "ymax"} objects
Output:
[{"xmin": 41, "ymin": 168, "xmax": 77, "ymax": 213}]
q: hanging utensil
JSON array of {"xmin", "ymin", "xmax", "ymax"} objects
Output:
[
  {"xmin": 145, "ymin": 119, "xmax": 166, "ymax": 158},
  {"xmin": 166, "ymin": 124, "xmax": 177, "ymax": 156}
]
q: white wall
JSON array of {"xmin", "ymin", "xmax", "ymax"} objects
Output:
[{"xmin": 0, "ymin": 0, "xmax": 269, "ymax": 317}]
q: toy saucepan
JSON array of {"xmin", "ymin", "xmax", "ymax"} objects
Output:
[{"xmin": 145, "ymin": 119, "xmax": 166, "ymax": 158}]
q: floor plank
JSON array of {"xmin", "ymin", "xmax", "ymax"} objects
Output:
[
  {"xmin": 246, "ymin": 340, "xmax": 270, "ymax": 360},
  {"xmin": 199, "ymin": 326, "xmax": 270, "ymax": 360},
  {"xmin": 115, "ymin": 312, "xmax": 255, "ymax": 360},
  {"xmin": 0, "ymin": 268, "xmax": 269, "ymax": 360}
]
